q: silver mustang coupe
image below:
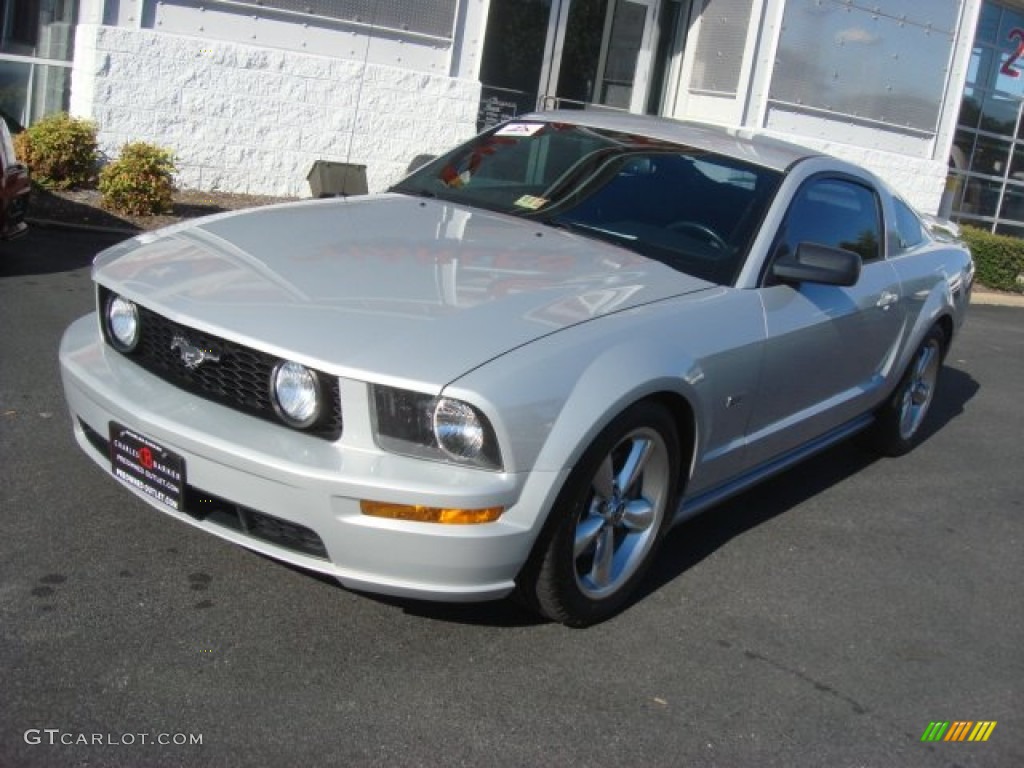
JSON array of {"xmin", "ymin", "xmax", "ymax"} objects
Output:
[{"xmin": 60, "ymin": 112, "xmax": 973, "ymax": 626}]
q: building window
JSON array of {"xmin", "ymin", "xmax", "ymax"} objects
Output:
[
  {"xmin": 951, "ymin": 0, "xmax": 1024, "ymax": 233},
  {"xmin": 769, "ymin": 0, "xmax": 959, "ymax": 134},
  {"xmin": 0, "ymin": 0, "xmax": 77, "ymax": 129},
  {"xmin": 1, "ymin": 0, "xmax": 77, "ymax": 59}
]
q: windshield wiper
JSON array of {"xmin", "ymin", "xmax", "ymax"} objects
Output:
[
  {"xmin": 389, "ymin": 185, "xmax": 440, "ymax": 200},
  {"xmin": 547, "ymin": 218, "xmax": 637, "ymax": 242}
]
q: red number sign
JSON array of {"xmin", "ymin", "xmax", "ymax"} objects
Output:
[{"xmin": 1001, "ymin": 28, "xmax": 1024, "ymax": 78}]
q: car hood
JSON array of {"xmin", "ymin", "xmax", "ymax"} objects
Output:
[{"xmin": 94, "ymin": 195, "xmax": 713, "ymax": 387}]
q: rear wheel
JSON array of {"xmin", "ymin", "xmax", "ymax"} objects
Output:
[
  {"xmin": 521, "ymin": 402, "xmax": 681, "ymax": 627},
  {"xmin": 869, "ymin": 325, "xmax": 946, "ymax": 456}
]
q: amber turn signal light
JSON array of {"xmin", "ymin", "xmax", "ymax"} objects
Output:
[{"xmin": 360, "ymin": 500, "xmax": 503, "ymax": 524}]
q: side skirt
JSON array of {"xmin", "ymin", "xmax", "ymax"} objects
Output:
[{"xmin": 671, "ymin": 413, "xmax": 875, "ymax": 526}]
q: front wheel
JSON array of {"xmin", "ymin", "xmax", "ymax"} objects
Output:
[
  {"xmin": 869, "ymin": 325, "xmax": 946, "ymax": 457},
  {"xmin": 520, "ymin": 402, "xmax": 681, "ymax": 627}
]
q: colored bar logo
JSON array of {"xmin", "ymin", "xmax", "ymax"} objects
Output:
[{"xmin": 921, "ymin": 721, "xmax": 997, "ymax": 742}]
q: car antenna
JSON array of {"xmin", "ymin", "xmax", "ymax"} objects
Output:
[{"xmin": 343, "ymin": 0, "xmax": 382, "ymax": 178}]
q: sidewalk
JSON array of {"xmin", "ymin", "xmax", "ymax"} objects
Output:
[{"xmin": 971, "ymin": 285, "xmax": 1024, "ymax": 307}]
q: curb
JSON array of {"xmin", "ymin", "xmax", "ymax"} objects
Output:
[
  {"xmin": 970, "ymin": 289, "xmax": 1024, "ymax": 308},
  {"xmin": 27, "ymin": 217, "xmax": 139, "ymax": 237}
]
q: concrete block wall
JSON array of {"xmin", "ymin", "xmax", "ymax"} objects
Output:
[
  {"xmin": 825, "ymin": 144, "xmax": 948, "ymax": 216},
  {"xmin": 70, "ymin": 25, "xmax": 481, "ymax": 197}
]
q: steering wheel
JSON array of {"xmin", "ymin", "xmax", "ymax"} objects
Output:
[{"xmin": 667, "ymin": 221, "xmax": 728, "ymax": 251}]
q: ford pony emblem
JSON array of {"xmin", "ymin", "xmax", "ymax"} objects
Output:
[{"xmin": 170, "ymin": 335, "xmax": 221, "ymax": 370}]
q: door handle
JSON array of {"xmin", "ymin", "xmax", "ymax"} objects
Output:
[{"xmin": 876, "ymin": 290, "xmax": 899, "ymax": 310}]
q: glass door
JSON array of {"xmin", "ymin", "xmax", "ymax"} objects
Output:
[
  {"xmin": 478, "ymin": 0, "xmax": 663, "ymax": 127},
  {"xmin": 542, "ymin": 0, "xmax": 658, "ymax": 112}
]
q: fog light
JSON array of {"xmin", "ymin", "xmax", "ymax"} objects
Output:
[
  {"xmin": 106, "ymin": 294, "xmax": 140, "ymax": 351},
  {"xmin": 360, "ymin": 500, "xmax": 503, "ymax": 524},
  {"xmin": 271, "ymin": 361, "xmax": 321, "ymax": 427}
]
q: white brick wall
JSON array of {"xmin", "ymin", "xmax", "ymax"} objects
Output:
[{"xmin": 70, "ymin": 25, "xmax": 481, "ymax": 197}]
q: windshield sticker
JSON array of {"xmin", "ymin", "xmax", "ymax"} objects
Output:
[
  {"xmin": 496, "ymin": 123, "xmax": 544, "ymax": 137},
  {"xmin": 514, "ymin": 195, "xmax": 548, "ymax": 210}
]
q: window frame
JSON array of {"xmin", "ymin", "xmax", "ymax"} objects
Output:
[{"xmin": 762, "ymin": 172, "xmax": 886, "ymax": 287}]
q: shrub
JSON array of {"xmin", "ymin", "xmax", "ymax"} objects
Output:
[
  {"xmin": 99, "ymin": 142, "xmax": 177, "ymax": 216},
  {"xmin": 12, "ymin": 130, "xmax": 30, "ymax": 165},
  {"xmin": 16, "ymin": 112, "xmax": 98, "ymax": 189},
  {"xmin": 960, "ymin": 225, "xmax": 1024, "ymax": 293}
]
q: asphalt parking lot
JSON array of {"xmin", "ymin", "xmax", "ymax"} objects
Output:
[{"xmin": 2, "ymin": 227, "xmax": 1022, "ymax": 767}]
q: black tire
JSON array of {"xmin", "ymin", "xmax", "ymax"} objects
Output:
[
  {"xmin": 519, "ymin": 401, "xmax": 681, "ymax": 627},
  {"xmin": 869, "ymin": 324, "xmax": 947, "ymax": 457}
]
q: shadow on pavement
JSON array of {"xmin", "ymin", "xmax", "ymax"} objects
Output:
[
  {"xmin": 642, "ymin": 365, "xmax": 980, "ymax": 600},
  {"xmin": 269, "ymin": 367, "xmax": 980, "ymax": 629},
  {"xmin": 0, "ymin": 225, "xmax": 127, "ymax": 277}
]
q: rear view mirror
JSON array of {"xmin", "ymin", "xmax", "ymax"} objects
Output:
[{"xmin": 772, "ymin": 242, "xmax": 862, "ymax": 287}]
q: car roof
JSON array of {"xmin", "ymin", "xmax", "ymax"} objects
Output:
[{"xmin": 519, "ymin": 110, "xmax": 821, "ymax": 173}]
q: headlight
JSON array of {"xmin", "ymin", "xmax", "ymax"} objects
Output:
[
  {"xmin": 105, "ymin": 294, "xmax": 140, "ymax": 351},
  {"xmin": 271, "ymin": 361, "xmax": 321, "ymax": 427},
  {"xmin": 434, "ymin": 398, "xmax": 486, "ymax": 460},
  {"xmin": 371, "ymin": 385, "xmax": 502, "ymax": 470}
]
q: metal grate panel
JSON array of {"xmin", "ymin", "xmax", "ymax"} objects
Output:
[
  {"xmin": 201, "ymin": 0, "xmax": 457, "ymax": 40},
  {"xmin": 768, "ymin": 0, "xmax": 956, "ymax": 133},
  {"xmin": 690, "ymin": 0, "xmax": 755, "ymax": 95}
]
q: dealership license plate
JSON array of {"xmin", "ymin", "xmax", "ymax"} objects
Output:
[{"xmin": 109, "ymin": 423, "xmax": 186, "ymax": 511}]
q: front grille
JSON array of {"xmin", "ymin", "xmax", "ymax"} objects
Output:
[
  {"xmin": 183, "ymin": 487, "xmax": 329, "ymax": 560},
  {"xmin": 98, "ymin": 287, "xmax": 342, "ymax": 440},
  {"xmin": 80, "ymin": 420, "xmax": 330, "ymax": 560}
]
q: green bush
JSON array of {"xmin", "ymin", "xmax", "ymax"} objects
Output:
[
  {"xmin": 99, "ymin": 142, "xmax": 177, "ymax": 216},
  {"xmin": 960, "ymin": 225, "xmax": 1024, "ymax": 293},
  {"xmin": 16, "ymin": 112, "xmax": 98, "ymax": 189}
]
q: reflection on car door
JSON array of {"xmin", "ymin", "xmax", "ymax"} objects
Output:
[{"xmin": 744, "ymin": 176, "xmax": 905, "ymax": 467}]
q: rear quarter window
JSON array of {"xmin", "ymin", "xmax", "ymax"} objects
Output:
[{"xmin": 893, "ymin": 197, "xmax": 926, "ymax": 250}]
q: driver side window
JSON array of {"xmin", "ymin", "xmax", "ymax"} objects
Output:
[{"xmin": 773, "ymin": 177, "xmax": 883, "ymax": 267}]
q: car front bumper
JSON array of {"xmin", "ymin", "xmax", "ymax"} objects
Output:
[{"xmin": 59, "ymin": 314, "xmax": 564, "ymax": 602}]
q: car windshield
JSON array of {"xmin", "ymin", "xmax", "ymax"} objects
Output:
[{"xmin": 391, "ymin": 121, "xmax": 783, "ymax": 285}]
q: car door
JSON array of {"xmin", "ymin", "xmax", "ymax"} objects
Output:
[{"xmin": 743, "ymin": 175, "xmax": 905, "ymax": 467}]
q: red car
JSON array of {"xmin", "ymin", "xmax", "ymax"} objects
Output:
[{"xmin": 1, "ymin": 120, "xmax": 29, "ymax": 240}]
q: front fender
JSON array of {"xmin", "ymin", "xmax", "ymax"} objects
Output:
[{"xmin": 445, "ymin": 287, "xmax": 765, "ymax": 483}]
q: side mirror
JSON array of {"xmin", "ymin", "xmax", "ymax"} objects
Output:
[{"xmin": 771, "ymin": 242, "xmax": 862, "ymax": 287}]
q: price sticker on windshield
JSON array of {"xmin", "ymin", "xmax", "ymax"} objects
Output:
[
  {"xmin": 496, "ymin": 123, "xmax": 544, "ymax": 137},
  {"xmin": 514, "ymin": 195, "xmax": 548, "ymax": 210}
]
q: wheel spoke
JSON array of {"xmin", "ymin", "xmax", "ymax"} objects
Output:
[
  {"xmin": 574, "ymin": 516, "xmax": 605, "ymax": 559},
  {"xmin": 899, "ymin": 390, "xmax": 915, "ymax": 434},
  {"xmin": 616, "ymin": 437, "xmax": 653, "ymax": 495},
  {"xmin": 912, "ymin": 380, "xmax": 931, "ymax": 406},
  {"xmin": 590, "ymin": 524, "xmax": 616, "ymax": 587},
  {"xmin": 593, "ymin": 455, "xmax": 615, "ymax": 500},
  {"xmin": 914, "ymin": 345, "xmax": 936, "ymax": 379},
  {"xmin": 620, "ymin": 498, "xmax": 654, "ymax": 531}
]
